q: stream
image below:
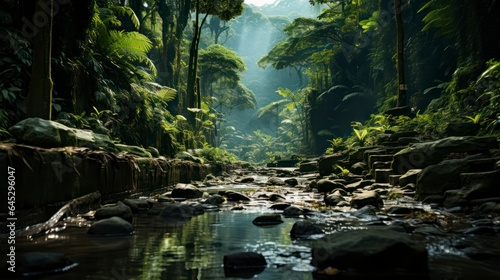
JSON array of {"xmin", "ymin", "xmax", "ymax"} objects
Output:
[{"xmin": 3, "ymin": 168, "xmax": 500, "ymax": 279}]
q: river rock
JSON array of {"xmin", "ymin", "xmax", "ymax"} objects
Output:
[
  {"xmin": 204, "ymin": 194, "xmax": 225, "ymax": 205},
  {"xmin": 311, "ymin": 229, "xmax": 428, "ymax": 276},
  {"xmin": 460, "ymin": 169, "xmax": 500, "ymax": 200},
  {"xmin": 18, "ymin": 252, "xmax": 78, "ymax": 277},
  {"xmin": 123, "ymin": 198, "xmax": 152, "ymax": 213},
  {"xmin": 267, "ymin": 177, "xmax": 286, "ymax": 185},
  {"xmin": 318, "ymin": 152, "xmax": 348, "ymax": 176},
  {"xmin": 220, "ymin": 190, "xmax": 251, "ymax": 201},
  {"xmin": 87, "ymin": 216, "xmax": 134, "ymax": 236},
  {"xmin": 350, "ymin": 191, "xmax": 383, "ymax": 209},
  {"xmin": 392, "ymin": 136, "xmax": 498, "ymax": 174},
  {"xmin": 159, "ymin": 203, "xmax": 194, "ymax": 221},
  {"xmin": 350, "ymin": 162, "xmax": 367, "ymax": 175},
  {"xmin": 9, "ymin": 117, "xmax": 116, "ymax": 150},
  {"xmin": 285, "ymin": 178, "xmax": 299, "ymax": 186},
  {"xmin": 415, "ymin": 156, "xmax": 477, "ymax": 200},
  {"xmin": 252, "ymin": 214, "xmax": 283, "ymax": 226},
  {"xmin": 316, "ymin": 179, "xmax": 345, "ymax": 193},
  {"xmin": 269, "ymin": 193, "xmax": 286, "ymax": 201},
  {"xmin": 399, "ymin": 169, "xmax": 422, "ymax": 187},
  {"xmin": 290, "ymin": 220, "xmax": 324, "ymax": 239},
  {"xmin": 239, "ymin": 176, "xmax": 255, "ymax": 183},
  {"xmin": 324, "ymin": 193, "xmax": 345, "ymax": 206},
  {"xmin": 283, "ymin": 205, "xmax": 303, "ymax": 216},
  {"xmin": 299, "ymin": 161, "xmax": 317, "ymax": 172},
  {"xmin": 94, "ymin": 201, "xmax": 133, "ymax": 222},
  {"xmin": 223, "ymin": 252, "xmax": 266, "ymax": 278},
  {"xmin": 171, "ymin": 183, "xmax": 203, "ymax": 199}
]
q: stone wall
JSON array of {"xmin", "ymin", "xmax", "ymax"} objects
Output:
[{"xmin": 0, "ymin": 144, "xmax": 233, "ymax": 229}]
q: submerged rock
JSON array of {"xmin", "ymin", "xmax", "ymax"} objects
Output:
[
  {"xmin": 87, "ymin": 216, "xmax": 134, "ymax": 236},
  {"xmin": 159, "ymin": 203, "xmax": 194, "ymax": 221},
  {"xmin": 311, "ymin": 229, "xmax": 428, "ymax": 277},
  {"xmin": 252, "ymin": 214, "xmax": 283, "ymax": 226},
  {"xmin": 18, "ymin": 252, "xmax": 78, "ymax": 277},
  {"xmin": 290, "ymin": 220, "xmax": 324, "ymax": 239},
  {"xmin": 223, "ymin": 252, "xmax": 266, "ymax": 278}
]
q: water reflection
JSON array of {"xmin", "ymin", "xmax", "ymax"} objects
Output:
[{"xmin": 5, "ymin": 204, "xmax": 500, "ymax": 280}]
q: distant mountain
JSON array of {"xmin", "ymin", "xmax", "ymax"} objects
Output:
[{"xmin": 248, "ymin": 0, "xmax": 323, "ymax": 19}]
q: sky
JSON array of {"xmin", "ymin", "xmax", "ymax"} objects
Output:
[{"xmin": 245, "ymin": 0, "xmax": 277, "ymax": 6}]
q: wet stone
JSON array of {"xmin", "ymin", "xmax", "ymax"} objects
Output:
[
  {"xmin": 219, "ymin": 190, "xmax": 251, "ymax": 201},
  {"xmin": 224, "ymin": 252, "xmax": 267, "ymax": 278},
  {"xmin": 123, "ymin": 198, "xmax": 152, "ymax": 213},
  {"xmin": 87, "ymin": 216, "xmax": 134, "ymax": 236},
  {"xmin": 94, "ymin": 201, "xmax": 132, "ymax": 222},
  {"xmin": 290, "ymin": 220, "xmax": 324, "ymax": 239},
  {"xmin": 283, "ymin": 205, "xmax": 303, "ymax": 216},
  {"xmin": 252, "ymin": 214, "xmax": 283, "ymax": 226}
]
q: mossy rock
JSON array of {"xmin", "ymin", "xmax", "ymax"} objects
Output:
[
  {"xmin": 115, "ymin": 144, "xmax": 152, "ymax": 158},
  {"xmin": 9, "ymin": 117, "xmax": 115, "ymax": 151}
]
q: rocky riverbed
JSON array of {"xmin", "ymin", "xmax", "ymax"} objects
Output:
[{"xmin": 2, "ymin": 135, "xmax": 500, "ymax": 279}]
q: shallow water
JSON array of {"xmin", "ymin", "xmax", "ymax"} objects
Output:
[{"xmin": 3, "ymin": 185, "xmax": 500, "ymax": 279}]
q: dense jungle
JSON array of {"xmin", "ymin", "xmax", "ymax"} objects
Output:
[
  {"xmin": 1, "ymin": 0, "xmax": 500, "ymax": 162},
  {"xmin": 1, "ymin": 0, "xmax": 500, "ymax": 279}
]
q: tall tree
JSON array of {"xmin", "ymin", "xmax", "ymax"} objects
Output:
[
  {"xmin": 394, "ymin": 0, "xmax": 406, "ymax": 107},
  {"xmin": 186, "ymin": 0, "xmax": 244, "ymax": 116},
  {"xmin": 27, "ymin": 0, "xmax": 54, "ymax": 119}
]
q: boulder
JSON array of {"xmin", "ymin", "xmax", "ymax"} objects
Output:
[
  {"xmin": 122, "ymin": 198, "xmax": 152, "ymax": 213},
  {"xmin": 223, "ymin": 252, "xmax": 266, "ymax": 278},
  {"xmin": 267, "ymin": 177, "xmax": 286, "ymax": 185},
  {"xmin": 350, "ymin": 191, "xmax": 383, "ymax": 209},
  {"xmin": 87, "ymin": 216, "xmax": 134, "ymax": 236},
  {"xmin": 94, "ymin": 201, "xmax": 133, "ymax": 222},
  {"xmin": 392, "ymin": 136, "xmax": 498, "ymax": 174},
  {"xmin": 171, "ymin": 183, "xmax": 203, "ymax": 199},
  {"xmin": 299, "ymin": 161, "xmax": 317, "ymax": 172},
  {"xmin": 283, "ymin": 205, "xmax": 304, "ymax": 216},
  {"xmin": 18, "ymin": 252, "xmax": 78, "ymax": 277},
  {"xmin": 220, "ymin": 190, "xmax": 251, "ymax": 201},
  {"xmin": 311, "ymin": 229, "xmax": 428, "ymax": 277},
  {"xmin": 252, "ymin": 214, "xmax": 283, "ymax": 226},
  {"xmin": 204, "ymin": 194, "xmax": 225, "ymax": 205},
  {"xmin": 285, "ymin": 178, "xmax": 299, "ymax": 186},
  {"xmin": 9, "ymin": 117, "xmax": 115, "ymax": 150},
  {"xmin": 415, "ymin": 156, "xmax": 488, "ymax": 200},
  {"xmin": 324, "ymin": 194, "xmax": 345, "ymax": 206},
  {"xmin": 316, "ymin": 179, "xmax": 345, "ymax": 193},
  {"xmin": 318, "ymin": 152, "xmax": 348, "ymax": 176},
  {"xmin": 159, "ymin": 203, "xmax": 194, "ymax": 221},
  {"xmin": 290, "ymin": 220, "xmax": 324, "ymax": 239},
  {"xmin": 399, "ymin": 169, "xmax": 422, "ymax": 187},
  {"xmin": 350, "ymin": 162, "xmax": 367, "ymax": 175},
  {"xmin": 239, "ymin": 176, "xmax": 255, "ymax": 183},
  {"xmin": 460, "ymin": 169, "xmax": 500, "ymax": 200}
]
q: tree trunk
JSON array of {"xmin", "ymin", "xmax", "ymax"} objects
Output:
[
  {"xmin": 394, "ymin": 0, "xmax": 407, "ymax": 107},
  {"xmin": 27, "ymin": 0, "xmax": 54, "ymax": 120}
]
